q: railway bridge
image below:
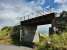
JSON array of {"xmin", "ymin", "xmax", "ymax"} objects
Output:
[{"xmin": 20, "ymin": 13, "xmax": 55, "ymax": 44}]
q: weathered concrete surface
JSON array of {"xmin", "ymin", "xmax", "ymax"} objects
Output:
[
  {"xmin": 0, "ymin": 45, "xmax": 33, "ymax": 50},
  {"xmin": 22, "ymin": 25, "xmax": 37, "ymax": 42}
]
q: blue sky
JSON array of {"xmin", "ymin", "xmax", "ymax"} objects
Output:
[{"xmin": 0, "ymin": 0, "xmax": 67, "ymax": 33}]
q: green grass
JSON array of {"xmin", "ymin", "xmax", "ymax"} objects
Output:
[
  {"xmin": 0, "ymin": 26, "xmax": 12, "ymax": 45},
  {"xmin": 36, "ymin": 32, "xmax": 67, "ymax": 50}
]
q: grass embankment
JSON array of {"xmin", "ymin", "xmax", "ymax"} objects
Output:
[
  {"xmin": 36, "ymin": 32, "xmax": 67, "ymax": 50},
  {"xmin": 0, "ymin": 27, "xmax": 12, "ymax": 45}
]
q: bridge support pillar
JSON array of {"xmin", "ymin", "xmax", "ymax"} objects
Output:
[{"xmin": 21, "ymin": 25, "xmax": 37, "ymax": 44}]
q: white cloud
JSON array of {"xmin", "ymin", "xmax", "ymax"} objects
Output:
[
  {"xmin": 54, "ymin": 0, "xmax": 67, "ymax": 13},
  {"xmin": 54, "ymin": 0, "xmax": 65, "ymax": 3},
  {"xmin": 0, "ymin": 0, "xmax": 46, "ymax": 27},
  {"xmin": 54, "ymin": 0, "xmax": 61, "ymax": 3}
]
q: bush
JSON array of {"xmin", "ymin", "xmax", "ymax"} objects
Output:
[{"xmin": 37, "ymin": 32, "xmax": 67, "ymax": 50}]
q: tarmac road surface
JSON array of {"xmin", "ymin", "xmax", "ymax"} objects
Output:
[{"xmin": 0, "ymin": 45, "xmax": 33, "ymax": 50}]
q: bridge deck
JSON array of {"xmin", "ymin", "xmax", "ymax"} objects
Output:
[{"xmin": 21, "ymin": 13, "xmax": 55, "ymax": 26}]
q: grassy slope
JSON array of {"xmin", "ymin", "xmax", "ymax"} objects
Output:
[
  {"xmin": 0, "ymin": 27, "xmax": 12, "ymax": 45},
  {"xmin": 37, "ymin": 32, "xmax": 67, "ymax": 50}
]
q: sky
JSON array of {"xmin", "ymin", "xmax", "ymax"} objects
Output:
[{"xmin": 0, "ymin": 0, "xmax": 67, "ymax": 33}]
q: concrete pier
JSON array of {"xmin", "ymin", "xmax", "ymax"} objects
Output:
[{"xmin": 22, "ymin": 25, "xmax": 37, "ymax": 42}]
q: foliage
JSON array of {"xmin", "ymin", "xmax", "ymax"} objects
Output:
[
  {"xmin": 0, "ymin": 26, "xmax": 13, "ymax": 45},
  {"xmin": 37, "ymin": 32, "xmax": 67, "ymax": 50}
]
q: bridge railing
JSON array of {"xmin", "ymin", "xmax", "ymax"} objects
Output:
[
  {"xmin": 16, "ymin": 12, "xmax": 52, "ymax": 22},
  {"xmin": 16, "ymin": 15, "xmax": 32, "ymax": 21}
]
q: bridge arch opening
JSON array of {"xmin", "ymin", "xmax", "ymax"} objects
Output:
[{"xmin": 36, "ymin": 24, "xmax": 51, "ymax": 35}]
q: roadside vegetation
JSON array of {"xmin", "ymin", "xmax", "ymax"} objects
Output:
[
  {"xmin": 36, "ymin": 32, "xmax": 67, "ymax": 50},
  {"xmin": 0, "ymin": 26, "xmax": 12, "ymax": 45}
]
